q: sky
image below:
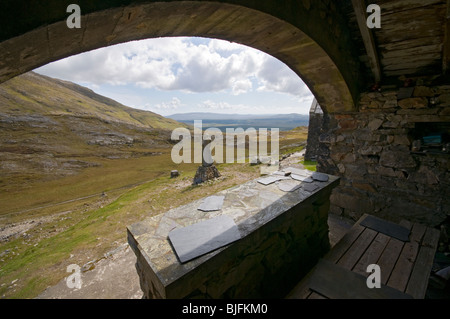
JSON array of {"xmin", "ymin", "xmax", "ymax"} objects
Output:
[{"xmin": 35, "ymin": 37, "xmax": 315, "ymax": 116}]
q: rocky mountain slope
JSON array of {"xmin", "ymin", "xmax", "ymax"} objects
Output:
[
  {"xmin": 0, "ymin": 71, "xmax": 183, "ymax": 130},
  {"xmin": 0, "ymin": 72, "xmax": 187, "ymax": 205}
]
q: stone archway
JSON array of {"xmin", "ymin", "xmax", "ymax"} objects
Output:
[{"xmin": 0, "ymin": 0, "xmax": 362, "ymax": 114}]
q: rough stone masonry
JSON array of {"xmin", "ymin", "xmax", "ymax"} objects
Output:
[
  {"xmin": 128, "ymin": 168, "xmax": 339, "ymax": 299},
  {"xmin": 314, "ymin": 83, "xmax": 450, "ymax": 227}
]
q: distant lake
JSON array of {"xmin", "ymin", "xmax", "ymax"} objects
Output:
[{"xmin": 166, "ymin": 113, "xmax": 310, "ymax": 132}]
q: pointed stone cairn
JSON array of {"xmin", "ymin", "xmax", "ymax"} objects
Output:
[{"xmin": 193, "ymin": 137, "xmax": 220, "ymax": 185}]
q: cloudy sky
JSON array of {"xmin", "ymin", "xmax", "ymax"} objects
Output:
[{"xmin": 35, "ymin": 37, "xmax": 314, "ymax": 116}]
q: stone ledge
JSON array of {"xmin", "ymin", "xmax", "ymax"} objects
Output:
[{"xmin": 127, "ymin": 168, "xmax": 340, "ymax": 299}]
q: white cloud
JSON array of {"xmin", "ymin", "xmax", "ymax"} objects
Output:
[
  {"xmin": 145, "ymin": 97, "xmax": 182, "ymax": 111},
  {"xmin": 255, "ymin": 57, "xmax": 308, "ymax": 97},
  {"xmin": 35, "ymin": 37, "xmax": 310, "ymax": 98},
  {"xmin": 208, "ymin": 39, "xmax": 244, "ymax": 53},
  {"xmin": 231, "ymin": 79, "xmax": 253, "ymax": 95}
]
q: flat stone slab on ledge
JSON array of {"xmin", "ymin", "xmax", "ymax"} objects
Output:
[
  {"xmin": 197, "ymin": 195, "xmax": 225, "ymax": 212},
  {"xmin": 168, "ymin": 215, "xmax": 241, "ymax": 263},
  {"xmin": 127, "ymin": 167, "xmax": 340, "ymax": 298}
]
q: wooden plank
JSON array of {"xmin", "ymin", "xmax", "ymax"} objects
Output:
[
  {"xmin": 387, "ymin": 241, "xmax": 419, "ymax": 291},
  {"xmin": 288, "ymin": 214, "xmax": 368, "ymax": 299},
  {"xmin": 409, "ymin": 223, "xmax": 428, "ymax": 244},
  {"xmin": 378, "ymin": 36, "xmax": 443, "ymax": 52},
  {"xmin": 323, "ymin": 214, "xmax": 368, "ymax": 263},
  {"xmin": 360, "ymin": 215, "xmax": 410, "ymax": 242},
  {"xmin": 290, "ymin": 216, "xmax": 438, "ymax": 299},
  {"xmin": 406, "ymin": 227, "xmax": 440, "ymax": 299},
  {"xmin": 377, "ymin": 238, "xmax": 404, "ymax": 285},
  {"xmin": 352, "ymin": 232, "xmax": 391, "ymax": 276},
  {"xmin": 308, "ymin": 259, "xmax": 413, "ymax": 299},
  {"xmin": 381, "ymin": 44, "xmax": 443, "ymax": 59},
  {"xmin": 337, "ymin": 228, "xmax": 378, "ymax": 270},
  {"xmin": 376, "ymin": 220, "xmax": 413, "ymax": 285},
  {"xmin": 374, "ymin": 5, "xmax": 445, "ymax": 43},
  {"xmin": 351, "ymin": 0, "xmax": 381, "ymax": 82},
  {"xmin": 382, "ymin": 53, "xmax": 443, "ymax": 70},
  {"xmin": 377, "ymin": 0, "xmax": 445, "ymax": 12},
  {"xmin": 384, "ymin": 64, "xmax": 442, "ymax": 77},
  {"xmin": 386, "ymin": 223, "xmax": 426, "ymax": 292}
]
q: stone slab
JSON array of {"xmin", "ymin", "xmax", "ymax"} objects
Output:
[
  {"xmin": 257, "ymin": 175, "xmax": 290, "ymax": 185},
  {"xmin": 291, "ymin": 174, "xmax": 313, "ymax": 182},
  {"xmin": 257, "ymin": 176, "xmax": 280, "ymax": 185},
  {"xmin": 168, "ymin": 215, "xmax": 241, "ymax": 263},
  {"xmin": 312, "ymin": 172, "xmax": 329, "ymax": 182},
  {"xmin": 273, "ymin": 170, "xmax": 290, "ymax": 176},
  {"xmin": 303, "ymin": 183, "xmax": 320, "ymax": 193},
  {"xmin": 197, "ymin": 195, "xmax": 225, "ymax": 212},
  {"xmin": 278, "ymin": 181, "xmax": 302, "ymax": 192},
  {"xmin": 284, "ymin": 167, "xmax": 311, "ymax": 177},
  {"xmin": 360, "ymin": 215, "xmax": 410, "ymax": 242}
]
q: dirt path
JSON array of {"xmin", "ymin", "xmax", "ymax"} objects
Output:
[{"xmin": 36, "ymin": 243, "xmax": 143, "ymax": 299}]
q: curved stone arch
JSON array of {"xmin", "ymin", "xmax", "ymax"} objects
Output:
[{"xmin": 0, "ymin": 1, "xmax": 362, "ymax": 113}]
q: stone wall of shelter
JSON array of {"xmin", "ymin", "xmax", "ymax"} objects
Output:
[{"xmin": 316, "ymin": 84, "xmax": 450, "ymax": 226}]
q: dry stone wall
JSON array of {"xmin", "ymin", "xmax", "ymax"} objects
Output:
[{"xmin": 317, "ymin": 84, "xmax": 450, "ymax": 226}]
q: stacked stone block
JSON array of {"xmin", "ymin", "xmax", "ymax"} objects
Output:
[{"xmin": 317, "ymin": 84, "xmax": 450, "ymax": 226}]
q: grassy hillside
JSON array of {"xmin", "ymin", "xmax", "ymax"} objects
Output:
[
  {"xmin": 0, "ymin": 72, "xmax": 194, "ymax": 215},
  {"xmin": 0, "ymin": 72, "xmax": 185, "ymax": 130}
]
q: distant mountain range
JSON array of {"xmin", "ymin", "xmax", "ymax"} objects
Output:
[{"xmin": 166, "ymin": 112, "xmax": 310, "ymax": 131}]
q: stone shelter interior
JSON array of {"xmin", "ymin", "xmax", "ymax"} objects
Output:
[{"xmin": 0, "ymin": 0, "xmax": 449, "ymax": 299}]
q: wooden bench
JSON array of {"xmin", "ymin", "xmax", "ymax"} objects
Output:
[{"xmin": 287, "ymin": 213, "xmax": 440, "ymax": 299}]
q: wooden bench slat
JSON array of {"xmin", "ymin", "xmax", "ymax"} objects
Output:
[
  {"xmin": 323, "ymin": 214, "xmax": 368, "ymax": 263},
  {"xmin": 287, "ymin": 214, "xmax": 440, "ymax": 299},
  {"xmin": 376, "ymin": 219, "xmax": 414, "ymax": 285},
  {"xmin": 286, "ymin": 214, "xmax": 369, "ymax": 299},
  {"xmin": 409, "ymin": 222, "xmax": 427, "ymax": 244},
  {"xmin": 387, "ymin": 222, "xmax": 426, "ymax": 292},
  {"xmin": 376, "ymin": 237, "xmax": 404, "ymax": 285},
  {"xmin": 406, "ymin": 227, "xmax": 440, "ymax": 299},
  {"xmin": 309, "ymin": 259, "xmax": 413, "ymax": 299},
  {"xmin": 353, "ymin": 232, "xmax": 391, "ymax": 276},
  {"xmin": 337, "ymin": 228, "xmax": 378, "ymax": 270}
]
